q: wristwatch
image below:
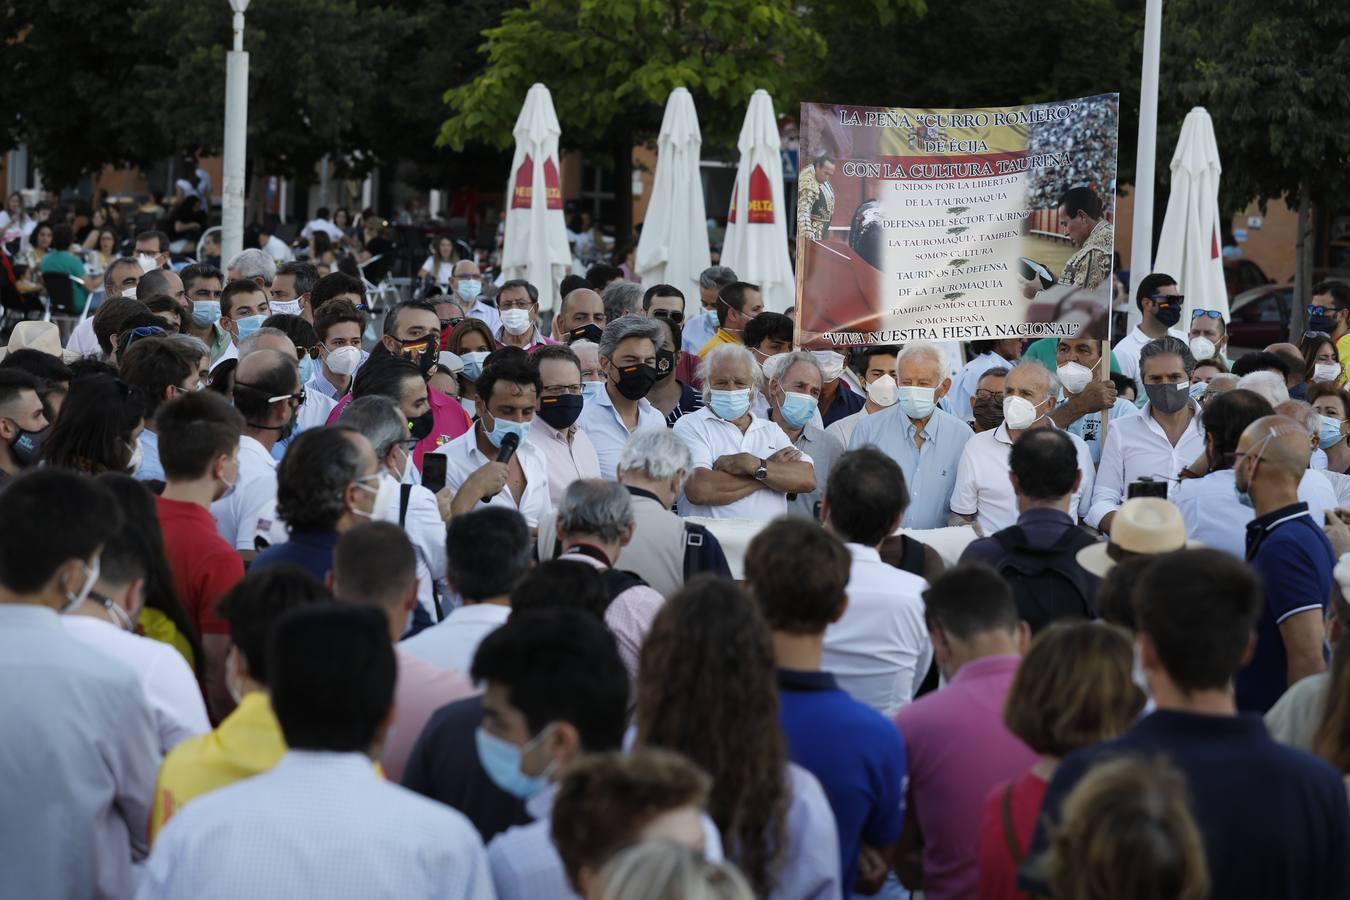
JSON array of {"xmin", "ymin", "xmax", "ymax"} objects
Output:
[{"xmin": 754, "ymin": 458, "xmax": 768, "ymax": 481}]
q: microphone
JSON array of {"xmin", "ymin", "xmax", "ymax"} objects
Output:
[{"xmin": 483, "ymin": 432, "xmax": 520, "ymax": 502}]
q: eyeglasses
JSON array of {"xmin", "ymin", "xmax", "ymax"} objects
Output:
[
  {"xmin": 1191, "ymin": 309, "xmax": 1223, "ymax": 319},
  {"xmin": 541, "ymin": 383, "xmax": 583, "ymax": 396},
  {"xmin": 296, "ymin": 345, "xmax": 322, "ymax": 360},
  {"xmin": 236, "ymin": 383, "xmax": 307, "ymax": 406},
  {"xmin": 974, "ymin": 390, "xmax": 1004, "ymax": 402},
  {"xmin": 652, "ymin": 308, "xmax": 685, "ymax": 324},
  {"xmin": 498, "ymin": 299, "xmax": 536, "ymax": 312},
  {"xmin": 1149, "ymin": 294, "xmax": 1183, "ymax": 304}
]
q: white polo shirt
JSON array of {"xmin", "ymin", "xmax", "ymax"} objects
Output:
[
  {"xmin": 950, "ymin": 423, "xmax": 1096, "ymax": 535},
  {"xmin": 1086, "ymin": 402, "xmax": 1207, "ymax": 528},
  {"xmin": 377, "ymin": 473, "xmax": 448, "ymax": 621},
  {"xmin": 400, "ymin": 602, "xmax": 511, "ymax": 674},
  {"xmin": 433, "ymin": 427, "xmax": 552, "ymax": 528},
  {"xmin": 822, "ymin": 543, "xmax": 933, "ymax": 718},
  {"xmin": 1174, "ymin": 468, "xmax": 1339, "ymax": 558},
  {"xmin": 62, "ymin": 615, "xmax": 210, "ymax": 753},
  {"xmin": 824, "ymin": 407, "xmax": 873, "ymax": 448},
  {"xmin": 578, "ymin": 386, "xmax": 665, "ymax": 480},
  {"xmin": 672, "ymin": 407, "xmax": 813, "ymax": 521},
  {"xmin": 211, "ymin": 435, "xmax": 281, "ymax": 550}
]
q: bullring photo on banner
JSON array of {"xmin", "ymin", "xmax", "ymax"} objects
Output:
[{"xmin": 793, "ymin": 93, "xmax": 1119, "ymax": 349}]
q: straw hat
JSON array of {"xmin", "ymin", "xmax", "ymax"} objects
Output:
[
  {"xmin": 1076, "ymin": 497, "xmax": 1200, "ymax": 577},
  {"xmin": 0, "ymin": 321, "xmax": 84, "ymax": 364}
]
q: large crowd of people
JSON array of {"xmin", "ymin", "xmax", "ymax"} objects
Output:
[{"xmin": 3, "ymin": 241, "xmax": 1350, "ymax": 900}]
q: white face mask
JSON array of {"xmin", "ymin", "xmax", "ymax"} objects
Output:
[
  {"xmin": 500, "ymin": 308, "xmax": 533, "ymax": 336},
  {"xmin": 136, "ymin": 253, "xmax": 160, "ymax": 275},
  {"xmin": 812, "ymin": 350, "xmax": 846, "ymax": 383},
  {"xmin": 353, "ymin": 474, "xmax": 397, "ymax": 520},
  {"xmin": 61, "ymin": 556, "xmax": 101, "ymax": 614},
  {"xmin": 1188, "ymin": 336, "xmax": 1217, "ymax": 362},
  {"xmin": 1003, "ymin": 395, "xmax": 1043, "ymax": 430},
  {"xmin": 125, "ymin": 439, "xmax": 144, "ymax": 474},
  {"xmin": 325, "ymin": 345, "xmax": 362, "ymax": 378},
  {"xmin": 1314, "ymin": 362, "xmax": 1342, "ymax": 384},
  {"xmin": 1057, "ymin": 361, "xmax": 1094, "ymax": 395},
  {"xmin": 865, "ymin": 373, "xmax": 898, "ymax": 407},
  {"xmin": 270, "ymin": 299, "xmax": 302, "ymax": 316}
]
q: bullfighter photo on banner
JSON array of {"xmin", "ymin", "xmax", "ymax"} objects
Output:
[{"xmin": 794, "ymin": 93, "xmax": 1119, "ymax": 349}]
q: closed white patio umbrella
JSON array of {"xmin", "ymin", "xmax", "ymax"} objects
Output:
[
  {"xmin": 636, "ymin": 88, "xmax": 711, "ymax": 300},
  {"xmin": 1151, "ymin": 107, "xmax": 1227, "ymax": 326},
  {"xmin": 500, "ymin": 83, "xmax": 572, "ymax": 313},
  {"xmin": 722, "ymin": 89, "xmax": 795, "ymax": 312}
]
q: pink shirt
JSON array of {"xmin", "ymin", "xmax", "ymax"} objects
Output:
[
  {"xmin": 326, "ymin": 385, "xmax": 471, "ymax": 470},
  {"xmin": 528, "ymin": 416, "xmax": 601, "ymax": 507},
  {"xmin": 892, "ymin": 655, "xmax": 1035, "ymax": 900},
  {"xmin": 379, "ymin": 649, "xmax": 475, "ymax": 784},
  {"xmin": 558, "ymin": 547, "xmax": 665, "ymax": 682},
  {"xmin": 494, "ymin": 327, "xmax": 558, "ymax": 351}
]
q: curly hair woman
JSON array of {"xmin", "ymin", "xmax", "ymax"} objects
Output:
[{"xmin": 635, "ymin": 575, "xmax": 841, "ymax": 899}]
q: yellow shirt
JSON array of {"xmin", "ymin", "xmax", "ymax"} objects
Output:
[
  {"xmin": 150, "ymin": 691, "xmax": 285, "ymax": 842},
  {"xmin": 698, "ymin": 328, "xmax": 740, "ymax": 359},
  {"xmin": 1337, "ymin": 334, "xmax": 1350, "ymax": 388},
  {"xmin": 138, "ymin": 607, "xmax": 196, "ymax": 671}
]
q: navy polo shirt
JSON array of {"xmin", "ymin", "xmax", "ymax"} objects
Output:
[
  {"xmin": 251, "ymin": 529, "xmax": 341, "ymax": 584},
  {"xmin": 1020, "ymin": 710, "xmax": 1350, "ymax": 899},
  {"xmin": 822, "ymin": 382, "xmax": 866, "ymax": 428},
  {"xmin": 1241, "ymin": 503, "xmax": 1335, "ymax": 713},
  {"xmin": 777, "ymin": 668, "xmax": 906, "ymax": 895}
]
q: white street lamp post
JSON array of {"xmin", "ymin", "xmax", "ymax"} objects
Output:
[
  {"xmin": 221, "ymin": 0, "xmax": 250, "ymax": 264},
  {"xmin": 1129, "ymin": 0, "xmax": 1163, "ymax": 304}
]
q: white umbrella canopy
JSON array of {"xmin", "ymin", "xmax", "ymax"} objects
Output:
[
  {"xmin": 721, "ymin": 89, "xmax": 795, "ymax": 312},
  {"xmin": 500, "ymin": 83, "xmax": 572, "ymax": 313},
  {"xmin": 1150, "ymin": 107, "xmax": 1227, "ymax": 327},
  {"xmin": 636, "ymin": 88, "xmax": 711, "ymax": 299}
]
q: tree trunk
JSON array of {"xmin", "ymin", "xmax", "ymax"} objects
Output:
[
  {"xmin": 1292, "ymin": 183, "xmax": 1313, "ymax": 343},
  {"xmin": 612, "ymin": 130, "xmax": 633, "ymax": 257}
]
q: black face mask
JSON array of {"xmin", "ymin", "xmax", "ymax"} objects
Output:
[
  {"xmin": 9, "ymin": 422, "xmax": 46, "ymax": 467},
  {"xmin": 654, "ymin": 349, "xmax": 677, "ymax": 380},
  {"xmin": 1153, "ymin": 303, "xmax": 1182, "ymax": 328},
  {"xmin": 566, "ymin": 323, "xmax": 604, "ymax": 345},
  {"xmin": 398, "ymin": 338, "xmax": 437, "ymax": 376},
  {"xmin": 408, "ymin": 409, "xmax": 435, "ymax": 441},
  {"xmin": 971, "ymin": 397, "xmax": 1004, "ymax": 431},
  {"xmin": 537, "ymin": 394, "xmax": 584, "ymax": 430},
  {"xmin": 614, "ymin": 363, "xmax": 659, "ymax": 401}
]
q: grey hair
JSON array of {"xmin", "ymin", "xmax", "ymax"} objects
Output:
[
  {"xmin": 698, "ymin": 265, "xmax": 738, "ymax": 291},
  {"xmin": 1206, "ymin": 373, "xmax": 1239, "ymax": 396},
  {"xmin": 618, "ymin": 427, "xmax": 694, "ymax": 486},
  {"xmin": 602, "ymin": 281, "xmax": 644, "ymax": 323},
  {"xmin": 238, "ymin": 326, "xmax": 292, "ymax": 358},
  {"xmin": 978, "ymin": 365, "xmax": 1011, "ymax": 387},
  {"xmin": 763, "ymin": 350, "xmax": 823, "ymax": 386},
  {"xmin": 571, "ymin": 339, "xmax": 600, "ymax": 358},
  {"xmin": 697, "ymin": 343, "xmax": 762, "ymax": 403},
  {"xmin": 896, "ymin": 341, "xmax": 948, "ymax": 381},
  {"xmin": 164, "ymin": 332, "xmax": 210, "ymax": 362},
  {"xmin": 599, "ymin": 315, "xmax": 663, "ymax": 360},
  {"xmin": 338, "ymin": 396, "xmax": 407, "ymax": 460},
  {"xmin": 102, "ymin": 257, "xmax": 139, "ymax": 293},
  {"xmin": 1236, "ymin": 371, "xmax": 1289, "ymax": 407},
  {"xmin": 1140, "ymin": 335, "xmax": 1196, "ymax": 376},
  {"xmin": 1275, "ymin": 399, "xmax": 1320, "ymax": 438},
  {"xmin": 1010, "ymin": 359, "xmax": 1061, "ymax": 400},
  {"xmin": 596, "ymin": 840, "xmax": 755, "ymax": 900},
  {"xmin": 557, "ymin": 479, "xmax": 634, "ymax": 544},
  {"xmin": 225, "ymin": 247, "xmax": 277, "ymax": 285}
]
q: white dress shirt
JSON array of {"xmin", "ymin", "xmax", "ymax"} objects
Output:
[
  {"xmin": 400, "ymin": 602, "xmax": 511, "ymax": 674},
  {"xmin": 434, "ymin": 426, "xmax": 553, "ymax": 528},
  {"xmin": 211, "ymin": 434, "xmax": 281, "ymax": 551},
  {"xmin": 1086, "ymin": 402, "xmax": 1207, "ymax": 528},
  {"xmin": 2, "ymin": 605, "xmax": 160, "ymax": 900},
  {"xmin": 673, "ymin": 407, "xmax": 813, "ymax": 521},
  {"xmin": 1174, "ymin": 468, "xmax": 1339, "ymax": 558},
  {"xmin": 64, "ymin": 615, "xmax": 210, "ymax": 753},
  {"xmin": 300, "ymin": 217, "xmax": 344, "ymax": 241},
  {"xmin": 137, "ymin": 751, "xmax": 494, "ymax": 900},
  {"xmin": 948, "ymin": 351, "xmax": 1011, "ymax": 422},
  {"xmin": 263, "ymin": 234, "xmax": 292, "ymax": 262},
  {"xmin": 578, "ymin": 386, "xmax": 666, "ymax": 480},
  {"xmin": 681, "ymin": 311, "xmax": 718, "ymax": 355},
  {"xmin": 824, "ymin": 407, "xmax": 873, "ymax": 448},
  {"xmin": 1112, "ymin": 325, "xmax": 1187, "ymax": 389},
  {"xmin": 271, "ymin": 389, "xmax": 339, "ymax": 461},
  {"xmin": 135, "ymin": 427, "xmax": 165, "ymax": 482},
  {"xmin": 378, "ymin": 473, "xmax": 448, "ymax": 621},
  {"xmin": 66, "ymin": 313, "xmax": 100, "ymax": 356},
  {"xmin": 530, "ymin": 416, "xmax": 601, "ymax": 507},
  {"xmin": 822, "ymin": 544, "xmax": 933, "ymax": 718},
  {"xmin": 950, "ymin": 423, "xmax": 1096, "ymax": 535}
]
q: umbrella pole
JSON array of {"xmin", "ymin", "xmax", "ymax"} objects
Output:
[{"xmin": 1099, "ymin": 339, "xmax": 1112, "ymax": 443}]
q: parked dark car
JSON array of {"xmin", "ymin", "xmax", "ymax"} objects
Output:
[
  {"xmin": 1224, "ymin": 258, "xmax": 1273, "ymax": 301},
  {"xmin": 1226, "ymin": 282, "xmax": 1291, "ymax": 349}
]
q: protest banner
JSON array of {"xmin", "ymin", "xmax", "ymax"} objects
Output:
[{"xmin": 793, "ymin": 94, "xmax": 1119, "ymax": 349}]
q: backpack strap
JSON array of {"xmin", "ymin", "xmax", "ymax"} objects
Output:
[
  {"xmin": 1000, "ymin": 780, "xmax": 1023, "ymax": 864},
  {"xmin": 398, "ymin": 483, "xmax": 412, "ymax": 528}
]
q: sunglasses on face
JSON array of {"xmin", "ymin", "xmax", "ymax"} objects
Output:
[
  {"xmin": 1149, "ymin": 294, "xmax": 1183, "ymax": 305},
  {"xmin": 297, "ymin": 346, "xmax": 322, "ymax": 360},
  {"xmin": 1191, "ymin": 309, "xmax": 1223, "ymax": 320},
  {"xmin": 1308, "ymin": 306, "xmax": 1340, "ymax": 318},
  {"xmin": 124, "ymin": 326, "xmax": 166, "ymax": 347},
  {"xmin": 652, "ymin": 308, "xmax": 685, "ymax": 324},
  {"xmin": 441, "ymin": 317, "xmax": 464, "ymax": 330}
]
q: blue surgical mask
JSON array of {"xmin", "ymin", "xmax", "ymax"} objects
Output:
[
  {"xmin": 582, "ymin": 380, "xmax": 606, "ymax": 402},
  {"xmin": 235, "ymin": 314, "xmax": 266, "ymax": 340},
  {"xmin": 475, "ymin": 726, "xmax": 555, "ymax": 799},
  {"xmin": 1188, "ymin": 380, "xmax": 1209, "ymax": 400},
  {"xmin": 192, "ymin": 300, "xmax": 221, "ymax": 327},
  {"xmin": 702, "ymin": 308, "xmax": 718, "ymax": 327},
  {"xmin": 1320, "ymin": 415, "xmax": 1344, "ymax": 450},
  {"xmin": 298, "ymin": 355, "xmax": 317, "ymax": 384},
  {"xmin": 710, "ymin": 388, "xmax": 751, "ymax": 421},
  {"xmin": 484, "ymin": 412, "xmax": 530, "ymax": 449},
  {"xmin": 1235, "ymin": 484, "xmax": 1255, "ymax": 509},
  {"xmin": 897, "ymin": 385, "xmax": 936, "ymax": 420},
  {"xmin": 778, "ymin": 390, "xmax": 816, "ymax": 429},
  {"xmin": 458, "ymin": 280, "xmax": 482, "ymax": 302},
  {"xmin": 461, "ymin": 351, "xmax": 490, "ymax": 381}
]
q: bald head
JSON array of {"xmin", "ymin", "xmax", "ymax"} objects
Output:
[
  {"xmin": 556, "ymin": 288, "xmax": 606, "ymax": 336},
  {"xmin": 242, "ymin": 328, "xmax": 299, "ymax": 360},
  {"xmin": 1237, "ymin": 414, "xmax": 1311, "ymax": 479},
  {"xmin": 236, "ymin": 347, "xmax": 296, "ymax": 386},
  {"xmin": 1265, "ymin": 343, "xmax": 1305, "ymax": 387}
]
